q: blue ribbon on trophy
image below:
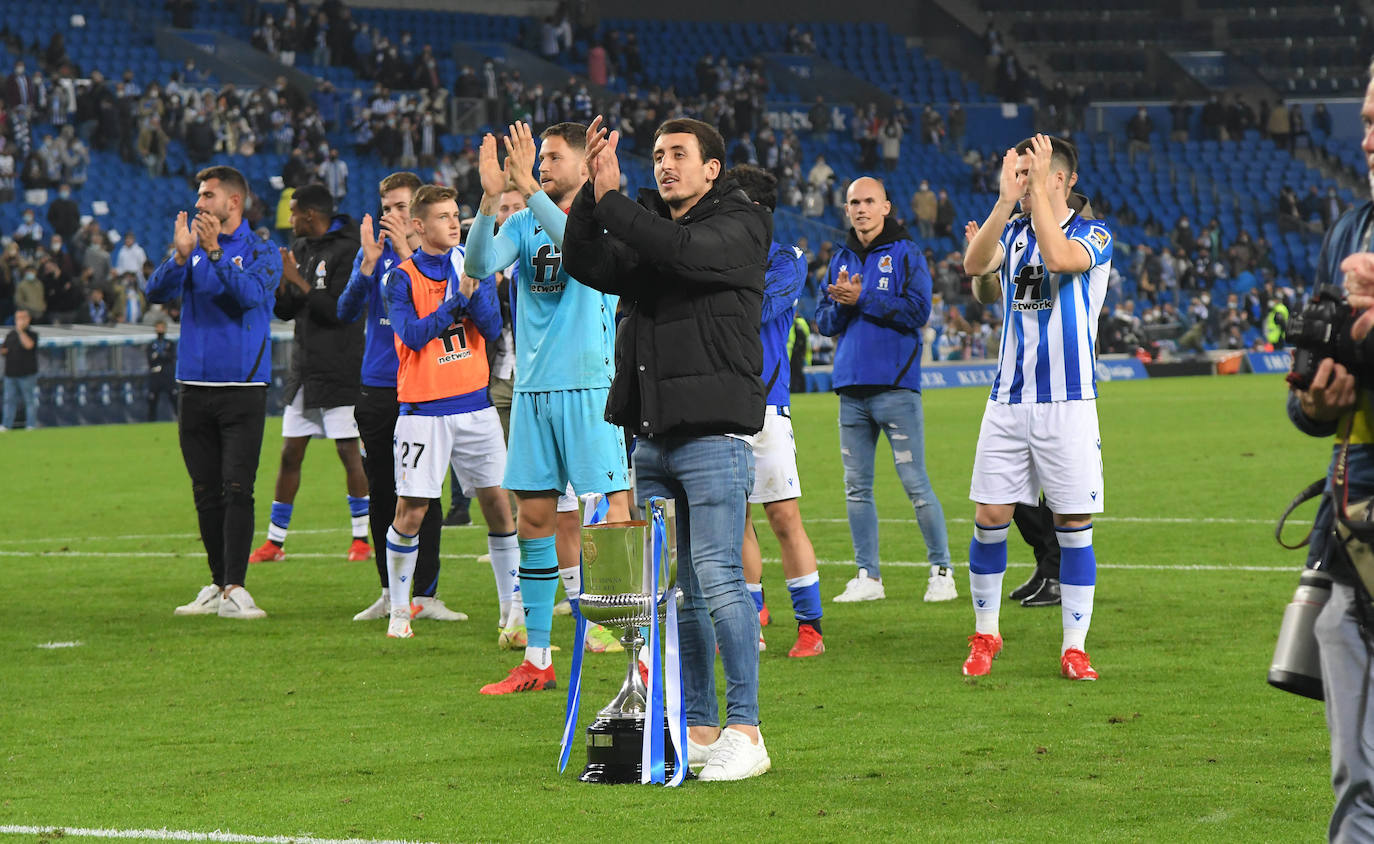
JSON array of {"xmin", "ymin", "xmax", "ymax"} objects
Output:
[
  {"xmin": 559, "ymin": 493, "xmax": 609, "ymax": 773},
  {"xmin": 561, "ymin": 496, "xmax": 687, "ymax": 785}
]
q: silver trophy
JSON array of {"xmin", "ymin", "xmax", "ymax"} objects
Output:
[{"xmin": 576, "ymin": 498, "xmax": 679, "ymax": 784}]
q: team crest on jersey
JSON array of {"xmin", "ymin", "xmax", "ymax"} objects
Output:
[
  {"xmin": 1085, "ymin": 226, "xmax": 1110, "ymax": 250},
  {"xmin": 231, "ymin": 255, "xmax": 244, "ymax": 270},
  {"xmin": 878, "ymin": 254, "xmax": 893, "ymax": 273}
]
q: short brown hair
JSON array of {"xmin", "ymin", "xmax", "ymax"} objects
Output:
[
  {"xmin": 653, "ymin": 118, "xmax": 726, "ymax": 169},
  {"xmin": 540, "ymin": 122, "xmax": 586, "ymax": 151},
  {"xmin": 379, "ymin": 171, "xmax": 422, "ymax": 196},
  {"xmin": 1013, "ymin": 135, "xmax": 1078, "ymax": 175},
  {"xmin": 411, "ymin": 184, "xmax": 457, "ymax": 220},
  {"xmin": 195, "ymin": 165, "xmax": 247, "ymax": 198}
]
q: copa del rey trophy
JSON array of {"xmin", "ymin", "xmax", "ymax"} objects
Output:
[{"xmin": 558, "ymin": 496, "xmax": 688, "ymax": 785}]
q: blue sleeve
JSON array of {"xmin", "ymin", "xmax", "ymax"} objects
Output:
[
  {"xmin": 856, "ymin": 245, "xmax": 932, "ymax": 330},
  {"xmin": 145, "ymin": 256, "xmax": 189, "ymax": 303},
  {"xmin": 337, "ymin": 248, "xmax": 371, "ymax": 323},
  {"xmin": 464, "ymin": 210, "xmax": 522, "ymax": 278},
  {"xmin": 815, "ymin": 254, "xmax": 854, "ymax": 336},
  {"xmin": 762, "ymin": 245, "xmax": 806, "ymax": 325},
  {"xmin": 1068, "ymin": 220, "xmax": 1113, "ymax": 268},
  {"xmin": 526, "ymin": 191, "xmax": 567, "ymax": 248},
  {"xmin": 462, "ymin": 275, "xmax": 503, "ymax": 341},
  {"xmin": 385, "ymin": 269, "xmax": 464, "ymax": 351},
  {"xmin": 200, "ymin": 240, "xmax": 281, "ymax": 311}
]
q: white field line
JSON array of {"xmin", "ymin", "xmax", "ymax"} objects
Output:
[
  {"xmin": 0, "ymin": 514, "xmax": 1276, "ymax": 547},
  {"xmin": 0, "ymin": 547, "xmax": 1300, "ymax": 573},
  {"xmin": 0, "ymin": 826, "xmax": 441, "ymax": 844}
]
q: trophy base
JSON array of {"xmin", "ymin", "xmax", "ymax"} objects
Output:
[{"xmin": 578, "ymin": 715, "xmax": 682, "ymax": 784}]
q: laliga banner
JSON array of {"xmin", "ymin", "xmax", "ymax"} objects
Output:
[{"xmin": 1246, "ymin": 351, "xmax": 1292, "ymax": 374}]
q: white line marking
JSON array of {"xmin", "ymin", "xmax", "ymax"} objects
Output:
[
  {"xmin": 0, "ymin": 826, "xmax": 440, "ymax": 844},
  {"xmin": 0, "ymin": 549, "xmax": 1298, "ymax": 573},
  {"xmin": 35, "ymin": 641, "xmax": 84, "ymax": 649},
  {"xmin": 0, "ymin": 515, "xmax": 1271, "ymax": 546}
]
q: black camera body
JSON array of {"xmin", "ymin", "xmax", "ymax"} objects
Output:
[{"xmin": 1288, "ymin": 285, "xmax": 1364, "ymax": 391}]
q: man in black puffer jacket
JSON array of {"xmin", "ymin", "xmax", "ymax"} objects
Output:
[
  {"xmin": 248, "ymin": 183, "xmax": 373, "ymax": 565},
  {"xmin": 563, "ymin": 116, "xmax": 773, "ymax": 782}
]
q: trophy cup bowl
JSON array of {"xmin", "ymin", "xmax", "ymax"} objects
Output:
[{"xmin": 577, "ymin": 499, "xmax": 679, "ymax": 784}]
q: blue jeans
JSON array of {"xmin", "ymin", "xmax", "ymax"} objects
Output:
[
  {"xmin": 634, "ymin": 435, "xmax": 759, "ymax": 727},
  {"xmin": 839, "ymin": 389, "xmax": 950, "ymax": 578},
  {"xmin": 2, "ymin": 374, "xmax": 39, "ymax": 429}
]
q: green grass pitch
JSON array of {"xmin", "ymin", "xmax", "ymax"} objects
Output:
[{"xmin": 0, "ymin": 374, "xmax": 1341, "ymax": 841}]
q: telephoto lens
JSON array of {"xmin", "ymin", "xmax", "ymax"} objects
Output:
[{"xmin": 1269, "ymin": 568, "xmax": 1333, "ymax": 700}]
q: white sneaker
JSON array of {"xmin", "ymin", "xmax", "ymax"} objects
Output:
[
  {"xmin": 924, "ymin": 567, "xmax": 958, "ymax": 602},
  {"xmin": 354, "ymin": 589, "xmax": 390, "ymax": 621},
  {"xmin": 411, "ymin": 595, "xmax": 468, "ymax": 621},
  {"xmin": 832, "ymin": 570, "xmax": 885, "ymax": 602},
  {"xmin": 687, "ymin": 735, "xmax": 719, "ymax": 770},
  {"xmin": 174, "ymin": 584, "xmax": 222, "ymax": 615},
  {"xmin": 386, "ymin": 605, "xmax": 414, "ymax": 638},
  {"xmin": 697, "ymin": 729, "xmax": 771, "ymax": 781},
  {"xmin": 217, "ymin": 586, "xmax": 266, "ymax": 619}
]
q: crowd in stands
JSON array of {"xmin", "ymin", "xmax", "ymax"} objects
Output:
[{"xmin": 0, "ymin": 0, "xmax": 1354, "ymax": 370}]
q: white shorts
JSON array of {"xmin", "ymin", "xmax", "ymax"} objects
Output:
[
  {"xmin": 748, "ymin": 407, "xmax": 802, "ymax": 504},
  {"xmin": 557, "ymin": 482, "xmax": 578, "ymax": 513},
  {"xmin": 281, "ymin": 390, "xmax": 359, "ymax": 439},
  {"xmin": 394, "ymin": 407, "xmax": 507, "ymax": 499},
  {"xmin": 969, "ymin": 399, "xmax": 1104, "ymax": 514}
]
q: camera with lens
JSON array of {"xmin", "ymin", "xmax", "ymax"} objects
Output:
[{"xmin": 1287, "ymin": 285, "xmax": 1364, "ymax": 391}]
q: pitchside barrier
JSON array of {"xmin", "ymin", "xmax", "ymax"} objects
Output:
[
  {"xmin": 13, "ymin": 328, "xmax": 1290, "ymax": 428},
  {"xmin": 18, "ymin": 324, "xmax": 294, "ymax": 428},
  {"xmin": 801, "ymin": 350, "xmax": 1289, "ymax": 393}
]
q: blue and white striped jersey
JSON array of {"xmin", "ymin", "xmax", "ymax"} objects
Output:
[{"xmin": 989, "ymin": 212, "xmax": 1112, "ymax": 404}]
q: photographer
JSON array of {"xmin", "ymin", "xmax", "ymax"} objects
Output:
[{"xmin": 1287, "ymin": 64, "xmax": 1374, "ymax": 840}]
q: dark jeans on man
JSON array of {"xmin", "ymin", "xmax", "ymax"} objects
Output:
[
  {"xmin": 177, "ymin": 385, "xmax": 267, "ymax": 588},
  {"xmin": 355, "ymin": 384, "xmax": 443, "ymax": 596}
]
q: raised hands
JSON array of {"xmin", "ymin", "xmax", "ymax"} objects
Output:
[
  {"xmin": 827, "ymin": 268, "xmax": 862, "ymax": 306},
  {"xmin": 997, "ymin": 147, "xmax": 1026, "ymax": 205},
  {"xmin": 360, "ymin": 213, "xmax": 384, "ymax": 269},
  {"xmin": 478, "ymin": 132, "xmax": 509, "ymax": 200},
  {"xmin": 1025, "ymin": 133, "xmax": 1055, "ymax": 196},
  {"xmin": 192, "ymin": 211, "xmax": 222, "ymax": 254},
  {"xmin": 502, "ymin": 121, "xmax": 540, "ymax": 198},
  {"xmin": 964, "ymin": 220, "xmax": 980, "ymax": 244},
  {"xmin": 172, "ymin": 211, "xmax": 196, "ymax": 263}
]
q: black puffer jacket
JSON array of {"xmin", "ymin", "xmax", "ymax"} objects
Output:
[
  {"xmin": 276, "ymin": 215, "xmax": 363, "ymax": 408},
  {"xmin": 563, "ymin": 178, "xmax": 771, "ymax": 437}
]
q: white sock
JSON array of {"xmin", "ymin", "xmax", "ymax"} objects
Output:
[
  {"xmin": 524, "ymin": 645, "xmax": 552, "ymax": 669},
  {"xmin": 970, "ymin": 574, "xmax": 1003, "ymax": 635},
  {"xmin": 266, "ymin": 522, "xmax": 288, "ymax": 544},
  {"xmin": 1061, "ymin": 584, "xmax": 1095, "ymax": 653},
  {"xmin": 385, "ymin": 526, "xmax": 418, "ymax": 612},
  {"xmin": 489, "ymin": 531, "xmax": 519, "ymax": 616},
  {"xmin": 506, "ymin": 591, "xmax": 524, "ymax": 629},
  {"xmin": 560, "ymin": 565, "xmax": 581, "ymax": 601},
  {"xmin": 351, "ymin": 515, "xmax": 369, "ymax": 540}
]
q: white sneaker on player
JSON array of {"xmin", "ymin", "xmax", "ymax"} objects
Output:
[
  {"xmin": 411, "ymin": 595, "xmax": 468, "ymax": 621},
  {"xmin": 353, "ymin": 589, "xmax": 390, "ymax": 621},
  {"xmin": 833, "ymin": 570, "xmax": 885, "ymax": 603},
  {"xmin": 386, "ymin": 605, "xmax": 414, "ymax": 638},
  {"xmin": 687, "ymin": 735, "xmax": 719, "ymax": 770},
  {"xmin": 174, "ymin": 584, "xmax": 221, "ymax": 615},
  {"xmin": 217, "ymin": 586, "xmax": 266, "ymax": 619},
  {"xmin": 697, "ymin": 729, "xmax": 771, "ymax": 781},
  {"xmin": 924, "ymin": 567, "xmax": 958, "ymax": 602}
]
